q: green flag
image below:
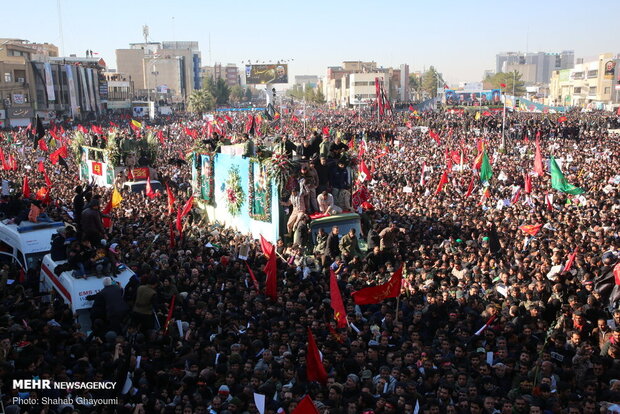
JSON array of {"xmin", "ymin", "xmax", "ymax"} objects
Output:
[
  {"xmin": 480, "ymin": 151, "xmax": 492, "ymax": 182},
  {"xmin": 550, "ymin": 156, "xmax": 584, "ymax": 195}
]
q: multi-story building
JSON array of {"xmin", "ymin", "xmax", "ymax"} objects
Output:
[
  {"xmin": 104, "ymin": 72, "xmax": 133, "ymax": 111},
  {"xmin": 294, "ymin": 75, "xmax": 319, "ymax": 89},
  {"xmin": 116, "ymin": 41, "xmax": 201, "ymax": 102},
  {"xmin": 324, "ymin": 61, "xmax": 405, "ymax": 107},
  {"xmin": 496, "ymin": 51, "xmax": 574, "ymax": 84},
  {"xmin": 549, "ymin": 53, "xmax": 620, "ymax": 109},
  {"xmin": 201, "ymin": 63, "xmax": 240, "ymax": 87},
  {"xmin": 1, "ymin": 39, "xmax": 105, "ymax": 125}
]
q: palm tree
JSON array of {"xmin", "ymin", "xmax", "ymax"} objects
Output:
[{"xmin": 187, "ymin": 90, "xmax": 216, "ymax": 115}]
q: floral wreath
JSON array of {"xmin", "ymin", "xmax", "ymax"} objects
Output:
[
  {"xmin": 248, "ymin": 160, "xmax": 272, "ymax": 222},
  {"xmin": 225, "ymin": 166, "xmax": 245, "ymax": 216}
]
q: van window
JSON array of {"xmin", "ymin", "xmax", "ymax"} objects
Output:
[
  {"xmin": 0, "ymin": 240, "xmax": 12, "ymax": 254},
  {"xmin": 15, "ymin": 249, "xmax": 25, "ymax": 269}
]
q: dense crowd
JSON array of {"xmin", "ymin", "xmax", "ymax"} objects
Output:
[{"xmin": 0, "ymin": 107, "xmax": 619, "ymax": 414}]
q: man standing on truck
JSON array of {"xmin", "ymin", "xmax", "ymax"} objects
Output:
[
  {"xmin": 81, "ymin": 199, "xmax": 105, "ymax": 245},
  {"xmin": 132, "ymin": 276, "xmax": 159, "ymax": 332}
]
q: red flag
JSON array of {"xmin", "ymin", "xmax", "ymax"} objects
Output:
[
  {"xmin": 408, "ymin": 105, "xmax": 414, "ymax": 111},
  {"xmin": 524, "ymin": 173, "xmax": 532, "ymax": 194},
  {"xmin": 145, "ymin": 176, "xmax": 158, "ymax": 199},
  {"xmin": 264, "ymin": 250, "xmax": 277, "ymax": 300},
  {"xmin": 351, "ymin": 186, "xmax": 370, "ymax": 211},
  {"xmin": 176, "ymin": 207, "xmax": 183, "ymax": 236},
  {"xmin": 77, "ymin": 125, "xmax": 88, "ymax": 134},
  {"xmin": 37, "ymin": 160, "xmax": 45, "ymax": 173},
  {"xmin": 91, "ymin": 125, "xmax": 104, "ymax": 135},
  {"xmin": 22, "ymin": 177, "xmax": 30, "ymax": 198},
  {"xmin": 260, "ymin": 234, "xmax": 274, "ymax": 257},
  {"xmin": 435, "ymin": 169, "xmax": 449, "ymax": 194},
  {"xmin": 58, "ymin": 145, "xmax": 68, "ymax": 159},
  {"xmin": 245, "ymin": 262, "xmax": 260, "ymax": 292},
  {"xmin": 534, "ymin": 136, "xmax": 544, "ymax": 176},
  {"xmin": 511, "ymin": 187, "xmax": 522, "ymax": 204},
  {"xmin": 291, "ymin": 395, "xmax": 320, "ymax": 414},
  {"xmin": 330, "ymin": 270, "xmax": 347, "ymax": 328},
  {"xmin": 0, "ymin": 149, "xmax": 7, "ymax": 171},
  {"xmin": 465, "ymin": 176, "xmax": 475, "ymax": 198},
  {"xmin": 157, "ymin": 130, "xmax": 165, "ymax": 145},
  {"xmin": 614, "ymin": 262, "xmax": 620, "ymax": 286},
  {"xmin": 519, "ymin": 223, "xmax": 543, "ymax": 236},
  {"xmin": 306, "ymin": 328, "xmax": 328, "ymax": 384},
  {"xmin": 110, "ymin": 121, "xmax": 118, "ymax": 128},
  {"xmin": 429, "ymin": 130, "xmax": 441, "ymax": 144},
  {"xmin": 43, "ymin": 170, "xmax": 52, "ymax": 187},
  {"xmin": 358, "ymin": 160, "xmax": 371, "ymax": 182},
  {"xmin": 322, "ymin": 126, "xmax": 330, "ymax": 136},
  {"xmin": 163, "ymin": 295, "xmax": 176, "ymax": 335},
  {"xmin": 38, "ymin": 139, "xmax": 49, "ymax": 152},
  {"xmin": 50, "ymin": 150, "xmax": 60, "ymax": 165},
  {"xmin": 558, "ymin": 116, "xmax": 567, "ymax": 123},
  {"xmin": 180, "ymin": 195, "xmax": 194, "ymax": 219},
  {"xmin": 169, "ymin": 220, "xmax": 176, "ymax": 249},
  {"xmin": 35, "ymin": 187, "xmax": 49, "ymax": 202},
  {"xmin": 165, "ymin": 183, "xmax": 176, "ymax": 215},
  {"xmin": 563, "ymin": 248, "xmax": 578, "ymax": 273},
  {"xmin": 291, "ymin": 115, "xmax": 300, "ymax": 123},
  {"xmin": 352, "ymin": 266, "xmax": 403, "ymax": 305},
  {"xmin": 8, "ymin": 154, "xmax": 17, "ymax": 171},
  {"xmin": 102, "ymin": 199, "xmax": 112, "ymax": 228},
  {"xmin": 500, "ymin": 83, "xmax": 507, "ymax": 88}
]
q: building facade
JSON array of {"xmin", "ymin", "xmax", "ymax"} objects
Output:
[
  {"xmin": 496, "ymin": 51, "xmax": 574, "ymax": 84},
  {"xmin": 116, "ymin": 41, "xmax": 201, "ymax": 102},
  {"xmin": 324, "ymin": 61, "xmax": 404, "ymax": 107},
  {"xmin": 548, "ymin": 53, "xmax": 620, "ymax": 109}
]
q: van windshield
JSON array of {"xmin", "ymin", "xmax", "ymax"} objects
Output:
[{"xmin": 25, "ymin": 252, "xmax": 47, "ymax": 270}]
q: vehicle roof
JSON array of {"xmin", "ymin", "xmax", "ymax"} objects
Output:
[{"xmin": 0, "ymin": 220, "xmax": 65, "ymax": 254}]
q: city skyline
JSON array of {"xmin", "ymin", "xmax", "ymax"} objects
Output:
[{"xmin": 3, "ymin": 0, "xmax": 620, "ymax": 85}]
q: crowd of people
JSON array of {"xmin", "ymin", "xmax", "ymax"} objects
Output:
[{"xmin": 0, "ymin": 106, "xmax": 619, "ymax": 414}]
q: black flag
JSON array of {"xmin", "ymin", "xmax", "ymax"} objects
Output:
[
  {"xmin": 58, "ymin": 156, "xmax": 69, "ymax": 171},
  {"xmin": 489, "ymin": 224, "xmax": 501, "ymax": 255},
  {"xmin": 36, "ymin": 115, "xmax": 46, "ymax": 140}
]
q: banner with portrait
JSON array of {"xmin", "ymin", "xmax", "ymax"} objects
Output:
[
  {"xmin": 200, "ymin": 154, "xmax": 214, "ymax": 203},
  {"xmin": 604, "ymin": 61, "xmax": 616, "ymax": 80},
  {"xmin": 248, "ymin": 160, "xmax": 272, "ymax": 222}
]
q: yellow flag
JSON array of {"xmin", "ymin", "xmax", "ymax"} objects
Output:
[
  {"xmin": 131, "ymin": 119, "xmax": 142, "ymax": 129},
  {"xmin": 111, "ymin": 188, "xmax": 123, "ymax": 208},
  {"xmin": 475, "ymin": 111, "xmax": 481, "ymax": 120}
]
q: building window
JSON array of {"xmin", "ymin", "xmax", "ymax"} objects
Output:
[
  {"xmin": 589, "ymin": 86, "xmax": 597, "ymax": 95},
  {"xmin": 587, "ymin": 70, "xmax": 598, "ymax": 78},
  {"xmin": 4, "ymin": 73, "xmax": 12, "ymax": 83},
  {"xmin": 604, "ymin": 87, "xmax": 610, "ymax": 94},
  {"xmin": 573, "ymin": 72, "xmax": 584, "ymax": 80},
  {"xmin": 573, "ymin": 87, "xmax": 581, "ymax": 94}
]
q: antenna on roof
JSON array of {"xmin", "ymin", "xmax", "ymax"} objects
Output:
[{"xmin": 143, "ymin": 25, "xmax": 149, "ymax": 44}]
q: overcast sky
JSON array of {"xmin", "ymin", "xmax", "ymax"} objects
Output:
[{"xmin": 4, "ymin": 0, "xmax": 619, "ymax": 85}]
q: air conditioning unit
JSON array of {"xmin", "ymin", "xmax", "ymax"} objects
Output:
[{"xmin": 17, "ymin": 78, "xmax": 25, "ymax": 83}]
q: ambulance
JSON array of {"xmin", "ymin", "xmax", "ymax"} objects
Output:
[
  {"xmin": 40, "ymin": 255, "xmax": 135, "ymax": 313},
  {"xmin": 0, "ymin": 219, "xmax": 65, "ymax": 271}
]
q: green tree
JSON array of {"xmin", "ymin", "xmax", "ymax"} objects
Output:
[
  {"xmin": 230, "ymin": 85, "xmax": 245, "ymax": 103},
  {"xmin": 409, "ymin": 74, "xmax": 421, "ymax": 100},
  {"xmin": 421, "ymin": 66, "xmax": 445, "ymax": 99},
  {"xmin": 204, "ymin": 77, "xmax": 231, "ymax": 105},
  {"xmin": 484, "ymin": 71, "xmax": 526, "ymax": 96},
  {"xmin": 314, "ymin": 87, "xmax": 325, "ymax": 104},
  {"xmin": 245, "ymin": 87, "xmax": 253, "ymax": 101},
  {"xmin": 304, "ymin": 84, "xmax": 316, "ymax": 102},
  {"xmin": 187, "ymin": 90, "xmax": 216, "ymax": 115},
  {"xmin": 287, "ymin": 84, "xmax": 305, "ymax": 100}
]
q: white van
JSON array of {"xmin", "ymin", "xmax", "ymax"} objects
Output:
[
  {"xmin": 0, "ymin": 219, "xmax": 65, "ymax": 271},
  {"xmin": 40, "ymin": 255, "xmax": 135, "ymax": 313}
]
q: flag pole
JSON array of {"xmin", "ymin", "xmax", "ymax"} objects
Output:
[
  {"xmin": 501, "ymin": 87, "xmax": 506, "ymax": 149},
  {"xmin": 395, "ymin": 262, "xmax": 405, "ymax": 323}
]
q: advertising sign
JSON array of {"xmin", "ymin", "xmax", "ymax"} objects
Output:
[
  {"xmin": 445, "ymin": 89, "xmax": 502, "ymax": 106},
  {"xmin": 245, "ymin": 64, "xmax": 288, "ymax": 84}
]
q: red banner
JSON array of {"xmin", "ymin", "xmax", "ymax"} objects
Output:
[
  {"xmin": 130, "ymin": 167, "xmax": 150, "ymax": 180},
  {"xmin": 92, "ymin": 162, "xmax": 103, "ymax": 176}
]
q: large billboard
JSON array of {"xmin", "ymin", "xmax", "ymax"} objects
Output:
[
  {"xmin": 245, "ymin": 64, "xmax": 288, "ymax": 84},
  {"xmin": 445, "ymin": 89, "xmax": 501, "ymax": 106}
]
